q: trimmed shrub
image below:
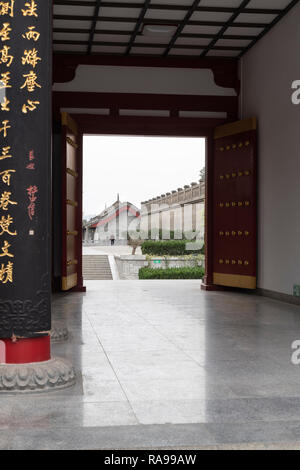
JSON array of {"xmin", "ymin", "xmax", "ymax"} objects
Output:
[
  {"xmin": 139, "ymin": 266, "xmax": 205, "ymax": 280},
  {"xmin": 141, "ymin": 240, "xmax": 202, "ymax": 256}
]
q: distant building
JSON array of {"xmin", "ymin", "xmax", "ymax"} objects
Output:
[
  {"xmin": 83, "ymin": 197, "xmax": 140, "ymax": 245},
  {"xmin": 140, "ymin": 181, "xmax": 205, "ymax": 240}
]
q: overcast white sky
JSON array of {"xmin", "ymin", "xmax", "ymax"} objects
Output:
[{"xmin": 83, "ymin": 135, "xmax": 205, "ymax": 218}]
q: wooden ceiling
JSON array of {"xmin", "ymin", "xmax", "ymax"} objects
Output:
[{"xmin": 53, "ymin": 0, "xmax": 300, "ymax": 58}]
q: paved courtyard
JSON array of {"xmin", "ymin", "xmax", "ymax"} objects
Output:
[{"xmin": 2, "ymin": 280, "xmax": 300, "ymax": 449}]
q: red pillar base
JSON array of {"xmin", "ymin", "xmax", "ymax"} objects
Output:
[
  {"xmin": 0, "ymin": 336, "xmax": 50, "ymax": 364},
  {"xmin": 0, "ymin": 336, "xmax": 76, "ymax": 393}
]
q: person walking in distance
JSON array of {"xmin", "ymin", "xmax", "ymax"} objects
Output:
[{"xmin": 110, "ymin": 234, "xmax": 115, "ymax": 246}]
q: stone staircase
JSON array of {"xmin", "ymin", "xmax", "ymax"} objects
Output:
[{"xmin": 82, "ymin": 255, "xmax": 113, "ymax": 280}]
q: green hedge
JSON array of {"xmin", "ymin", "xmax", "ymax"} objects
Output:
[
  {"xmin": 141, "ymin": 240, "xmax": 202, "ymax": 256},
  {"xmin": 139, "ymin": 266, "xmax": 205, "ymax": 280}
]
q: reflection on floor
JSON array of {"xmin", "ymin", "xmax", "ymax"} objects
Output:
[{"xmin": 2, "ymin": 280, "xmax": 300, "ymax": 449}]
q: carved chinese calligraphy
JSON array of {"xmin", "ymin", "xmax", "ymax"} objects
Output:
[
  {"xmin": 22, "ymin": 48, "xmax": 41, "ymax": 68},
  {"xmin": 0, "ymin": 71, "xmax": 11, "ymax": 88},
  {"xmin": 0, "ymin": 44, "xmax": 13, "ymax": 66},
  {"xmin": 0, "ymin": 119, "xmax": 10, "ymax": 136},
  {"xmin": 20, "ymin": 70, "xmax": 41, "ymax": 92},
  {"xmin": 0, "ymin": 169, "xmax": 15, "ymax": 185},
  {"xmin": 26, "ymin": 149, "xmax": 35, "ymax": 169},
  {"xmin": 22, "ymin": 99, "xmax": 39, "ymax": 113},
  {"xmin": 0, "ymin": 1, "xmax": 14, "ymax": 18},
  {"xmin": 0, "ymin": 215, "xmax": 17, "ymax": 236},
  {"xmin": 22, "ymin": 25, "xmax": 39, "ymax": 41},
  {"xmin": 26, "ymin": 185, "xmax": 37, "ymax": 220},
  {"xmin": 0, "ymin": 0, "xmax": 52, "ymax": 339},
  {"xmin": 0, "ymin": 240, "xmax": 13, "ymax": 257},
  {"xmin": 0, "ymin": 1, "xmax": 43, "ymax": 286},
  {"xmin": 21, "ymin": 1, "xmax": 37, "ymax": 17},
  {"xmin": 1, "ymin": 96, "xmax": 10, "ymax": 111},
  {"xmin": 0, "ymin": 260, "xmax": 13, "ymax": 283},
  {"xmin": 0, "ymin": 191, "xmax": 17, "ymax": 210},
  {"xmin": 20, "ymin": 2, "xmax": 41, "ymax": 236},
  {"xmin": 0, "ymin": 22, "xmax": 11, "ymax": 41},
  {"xmin": 0, "ymin": 146, "xmax": 11, "ymax": 160}
]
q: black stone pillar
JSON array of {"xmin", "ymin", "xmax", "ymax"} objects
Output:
[{"xmin": 0, "ymin": 0, "xmax": 75, "ymax": 392}]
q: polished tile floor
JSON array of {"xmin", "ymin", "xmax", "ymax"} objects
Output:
[{"xmin": 2, "ymin": 280, "xmax": 300, "ymax": 449}]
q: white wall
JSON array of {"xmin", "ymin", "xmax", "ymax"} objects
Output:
[
  {"xmin": 54, "ymin": 65, "xmax": 235, "ymax": 118},
  {"xmin": 53, "ymin": 65, "xmax": 236, "ymax": 96},
  {"xmin": 240, "ymin": 3, "xmax": 300, "ymax": 295}
]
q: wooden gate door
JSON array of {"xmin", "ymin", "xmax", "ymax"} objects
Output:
[
  {"xmin": 212, "ymin": 117, "xmax": 257, "ymax": 289},
  {"xmin": 61, "ymin": 112, "xmax": 82, "ymax": 291}
]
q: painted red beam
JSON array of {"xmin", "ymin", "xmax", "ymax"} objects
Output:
[
  {"xmin": 53, "ymin": 91, "xmax": 238, "ymax": 117},
  {"xmin": 72, "ymin": 114, "xmax": 231, "ymax": 136}
]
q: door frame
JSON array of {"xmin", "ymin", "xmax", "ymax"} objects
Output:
[{"xmin": 68, "ymin": 114, "xmax": 217, "ymax": 291}]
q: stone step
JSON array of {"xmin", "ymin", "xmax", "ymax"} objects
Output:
[
  {"xmin": 84, "ymin": 271, "xmax": 111, "ymax": 276},
  {"xmin": 84, "ymin": 276, "xmax": 113, "ymax": 279},
  {"xmin": 84, "ymin": 277, "xmax": 113, "ymax": 280},
  {"xmin": 83, "ymin": 255, "xmax": 113, "ymax": 280},
  {"xmin": 82, "ymin": 256, "xmax": 110, "ymax": 259},
  {"xmin": 84, "ymin": 272, "xmax": 112, "ymax": 275},
  {"xmin": 84, "ymin": 273, "xmax": 112, "ymax": 275},
  {"xmin": 83, "ymin": 259, "xmax": 107, "ymax": 264},
  {"xmin": 84, "ymin": 276, "xmax": 112, "ymax": 278},
  {"xmin": 83, "ymin": 260, "xmax": 110, "ymax": 262},
  {"xmin": 82, "ymin": 263, "xmax": 111, "ymax": 266},
  {"xmin": 83, "ymin": 266, "xmax": 111, "ymax": 269}
]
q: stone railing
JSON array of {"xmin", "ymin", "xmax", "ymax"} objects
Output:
[
  {"xmin": 141, "ymin": 181, "xmax": 205, "ymax": 214},
  {"xmin": 115, "ymin": 254, "xmax": 205, "ymax": 280}
]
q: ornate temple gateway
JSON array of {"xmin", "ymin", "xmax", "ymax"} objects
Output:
[{"xmin": 0, "ymin": 0, "xmax": 299, "ymax": 392}]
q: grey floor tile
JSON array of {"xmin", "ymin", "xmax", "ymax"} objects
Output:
[
  {"xmin": 96, "ymin": 328, "xmax": 178, "ymax": 352},
  {"xmin": 120, "ymin": 377, "xmax": 237, "ymax": 401},
  {"xmin": 0, "ymin": 430, "xmax": 14, "ymax": 450},
  {"xmin": 2, "ymin": 280, "xmax": 300, "ymax": 449},
  {"xmin": 106, "ymin": 350, "xmax": 206, "ymax": 381},
  {"xmin": 229, "ymin": 380, "xmax": 300, "ymax": 399},
  {"xmin": 131, "ymin": 398, "xmax": 255, "ymax": 425},
  {"xmin": 244, "ymin": 397, "xmax": 300, "ymax": 422},
  {"xmin": 207, "ymin": 421, "xmax": 297, "ymax": 445},
  {"xmin": 82, "ymin": 376, "xmax": 128, "ymax": 402},
  {"xmin": 9, "ymin": 400, "xmax": 137, "ymax": 429},
  {"xmin": 0, "ymin": 404, "xmax": 14, "ymax": 429},
  {"xmin": 10, "ymin": 423, "xmax": 215, "ymax": 450}
]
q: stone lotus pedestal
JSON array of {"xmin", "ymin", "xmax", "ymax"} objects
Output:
[
  {"xmin": 0, "ymin": 336, "xmax": 75, "ymax": 393},
  {"xmin": 50, "ymin": 324, "xmax": 69, "ymax": 343}
]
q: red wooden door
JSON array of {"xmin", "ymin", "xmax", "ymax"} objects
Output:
[
  {"xmin": 61, "ymin": 112, "xmax": 81, "ymax": 291},
  {"xmin": 212, "ymin": 118, "xmax": 257, "ymax": 289}
]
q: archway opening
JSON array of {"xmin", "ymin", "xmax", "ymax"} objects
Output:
[{"xmin": 82, "ymin": 135, "xmax": 206, "ymax": 282}]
